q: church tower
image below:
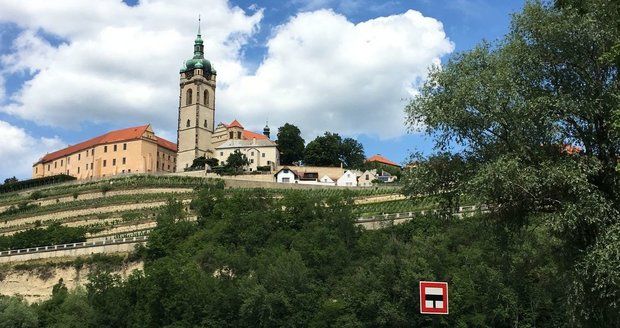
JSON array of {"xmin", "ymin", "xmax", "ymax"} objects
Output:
[{"xmin": 176, "ymin": 18, "xmax": 217, "ymax": 172}]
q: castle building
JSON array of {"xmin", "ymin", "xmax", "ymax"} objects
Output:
[
  {"xmin": 32, "ymin": 21, "xmax": 278, "ymax": 179},
  {"xmin": 32, "ymin": 125, "xmax": 177, "ymax": 180},
  {"xmin": 176, "ymin": 23, "xmax": 279, "ymax": 172}
]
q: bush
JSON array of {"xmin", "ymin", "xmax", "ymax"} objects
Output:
[
  {"xmin": 29, "ymin": 191, "xmax": 44, "ymax": 200},
  {"xmin": 0, "ymin": 174, "xmax": 76, "ymax": 194},
  {"xmin": 256, "ymin": 166, "xmax": 271, "ymax": 172}
]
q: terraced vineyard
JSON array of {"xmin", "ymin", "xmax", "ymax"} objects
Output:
[{"xmin": 0, "ymin": 174, "xmax": 416, "ymax": 261}]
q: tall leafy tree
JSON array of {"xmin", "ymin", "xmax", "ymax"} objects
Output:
[
  {"xmin": 277, "ymin": 123, "xmax": 305, "ymax": 165},
  {"xmin": 405, "ymin": 0, "xmax": 619, "ymax": 324},
  {"xmin": 340, "ymin": 138, "xmax": 365, "ymax": 168},
  {"xmin": 304, "ymin": 133, "xmax": 366, "ymax": 168},
  {"xmin": 225, "ymin": 150, "xmax": 250, "ymax": 173},
  {"xmin": 304, "ymin": 132, "xmax": 343, "ymax": 166}
]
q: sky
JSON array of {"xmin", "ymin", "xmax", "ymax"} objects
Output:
[{"xmin": 0, "ymin": 0, "xmax": 524, "ymax": 179}]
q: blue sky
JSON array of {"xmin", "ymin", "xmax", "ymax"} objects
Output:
[{"xmin": 0, "ymin": 0, "xmax": 524, "ymax": 179}]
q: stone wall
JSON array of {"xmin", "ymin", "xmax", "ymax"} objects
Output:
[{"xmin": 0, "ymin": 261, "xmax": 143, "ymax": 303}]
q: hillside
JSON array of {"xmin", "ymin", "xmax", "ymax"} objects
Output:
[{"xmin": 0, "ymin": 174, "xmax": 431, "ymax": 301}]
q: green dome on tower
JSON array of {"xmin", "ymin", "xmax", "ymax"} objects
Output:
[{"xmin": 180, "ymin": 16, "xmax": 216, "ymax": 76}]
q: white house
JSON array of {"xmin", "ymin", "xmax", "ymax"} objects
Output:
[
  {"xmin": 319, "ymin": 175, "xmax": 336, "ymax": 185},
  {"xmin": 358, "ymin": 169, "xmax": 378, "ymax": 187},
  {"xmin": 216, "ymin": 138, "xmax": 279, "ymax": 172},
  {"xmin": 274, "ymin": 168, "xmax": 299, "ymax": 183},
  {"xmin": 336, "ymin": 170, "xmax": 358, "ymax": 187}
]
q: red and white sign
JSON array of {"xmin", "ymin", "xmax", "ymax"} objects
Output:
[{"xmin": 419, "ymin": 281, "xmax": 449, "ymax": 315}]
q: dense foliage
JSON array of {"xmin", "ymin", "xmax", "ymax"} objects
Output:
[
  {"xmin": 405, "ymin": 0, "xmax": 619, "ymax": 325},
  {"xmin": 0, "ymin": 223, "xmax": 86, "ymax": 251},
  {"xmin": 304, "ymin": 132, "xmax": 365, "ymax": 168},
  {"xmin": 0, "ymin": 175, "xmax": 75, "ymax": 194},
  {"xmin": 0, "ymin": 185, "xmax": 576, "ymax": 327},
  {"xmin": 277, "ymin": 123, "xmax": 306, "ymax": 165}
]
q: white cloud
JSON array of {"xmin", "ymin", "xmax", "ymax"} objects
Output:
[
  {"xmin": 0, "ymin": 0, "xmax": 262, "ymax": 130},
  {"xmin": 0, "ymin": 1, "xmax": 451, "ymax": 145},
  {"xmin": 219, "ymin": 9, "xmax": 453, "ymax": 138},
  {"xmin": 0, "ymin": 120, "xmax": 64, "ymax": 179}
]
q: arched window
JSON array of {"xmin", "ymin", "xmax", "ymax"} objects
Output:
[
  {"xmin": 186, "ymin": 89, "xmax": 193, "ymax": 105},
  {"xmin": 186, "ymin": 119, "xmax": 191, "ymax": 127},
  {"xmin": 204, "ymin": 90, "xmax": 209, "ymax": 106}
]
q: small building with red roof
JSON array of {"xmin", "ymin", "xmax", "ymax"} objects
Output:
[
  {"xmin": 366, "ymin": 154, "xmax": 400, "ymax": 168},
  {"xmin": 32, "ymin": 124, "xmax": 177, "ymax": 180}
]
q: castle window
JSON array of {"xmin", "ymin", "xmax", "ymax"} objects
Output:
[
  {"xmin": 77, "ymin": 167, "xmax": 80, "ymax": 174},
  {"xmin": 229, "ymin": 131, "xmax": 234, "ymax": 139},
  {"xmin": 262, "ymin": 153, "xmax": 265, "ymax": 158},
  {"xmin": 92, "ymin": 149, "xmax": 95, "ymax": 155},
  {"xmin": 122, "ymin": 157, "xmax": 126, "ymax": 165},
  {"xmin": 123, "ymin": 143, "xmax": 127, "ymax": 150},
  {"xmin": 55, "ymin": 161, "xmax": 57, "ymax": 168},
  {"xmin": 90, "ymin": 163, "xmax": 93, "ymax": 169},
  {"xmin": 204, "ymin": 90, "xmax": 209, "ymax": 106},
  {"xmin": 104, "ymin": 146, "xmax": 107, "ymax": 153},
  {"xmin": 112, "ymin": 159, "xmax": 116, "ymax": 166},
  {"xmin": 237, "ymin": 132, "xmax": 242, "ymax": 139},
  {"xmin": 113, "ymin": 144, "xmax": 117, "ymax": 151},
  {"xmin": 35, "ymin": 167, "xmax": 38, "ymax": 173},
  {"xmin": 186, "ymin": 119, "xmax": 191, "ymax": 128},
  {"xmin": 60, "ymin": 159, "xmax": 63, "ymax": 166},
  {"xmin": 103, "ymin": 160, "xmax": 107, "ymax": 167},
  {"xmin": 204, "ymin": 120, "xmax": 207, "ymax": 128},
  {"xmin": 78, "ymin": 154, "xmax": 81, "ymax": 160},
  {"xmin": 47, "ymin": 164, "xmax": 50, "ymax": 171},
  {"xmin": 186, "ymin": 89, "xmax": 193, "ymax": 105}
]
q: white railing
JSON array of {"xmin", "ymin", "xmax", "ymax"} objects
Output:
[
  {"xmin": 0, "ymin": 205, "xmax": 489, "ymax": 258},
  {"xmin": 356, "ymin": 204, "xmax": 488, "ymax": 223},
  {"xmin": 0, "ymin": 235, "xmax": 147, "ymax": 257}
]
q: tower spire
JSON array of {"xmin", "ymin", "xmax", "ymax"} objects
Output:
[{"xmin": 198, "ymin": 14, "xmax": 201, "ymax": 36}]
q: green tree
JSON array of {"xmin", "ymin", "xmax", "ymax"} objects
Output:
[
  {"xmin": 225, "ymin": 150, "xmax": 249, "ymax": 173},
  {"xmin": 190, "ymin": 156, "xmax": 207, "ymax": 169},
  {"xmin": 305, "ymin": 132, "xmax": 365, "ymax": 168},
  {"xmin": 2, "ymin": 177, "xmax": 18, "ymax": 185},
  {"xmin": 340, "ymin": 138, "xmax": 365, "ymax": 168},
  {"xmin": 0, "ymin": 297, "xmax": 39, "ymax": 328},
  {"xmin": 277, "ymin": 123, "xmax": 305, "ymax": 165},
  {"xmin": 405, "ymin": 0, "xmax": 619, "ymax": 324}
]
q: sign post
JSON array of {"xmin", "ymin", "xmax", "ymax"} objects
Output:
[{"xmin": 419, "ymin": 281, "xmax": 449, "ymax": 315}]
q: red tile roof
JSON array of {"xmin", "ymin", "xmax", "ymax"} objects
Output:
[
  {"xmin": 156, "ymin": 136, "xmax": 178, "ymax": 152},
  {"xmin": 242, "ymin": 130, "xmax": 268, "ymax": 140},
  {"xmin": 37, "ymin": 124, "xmax": 176, "ymax": 164},
  {"xmin": 228, "ymin": 119, "xmax": 244, "ymax": 129},
  {"xmin": 366, "ymin": 154, "xmax": 400, "ymax": 167}
]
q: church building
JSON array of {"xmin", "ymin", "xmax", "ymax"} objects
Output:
[{"xmin": 175, "ymin": 23, "xmax": 279, "ymax": 172}]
